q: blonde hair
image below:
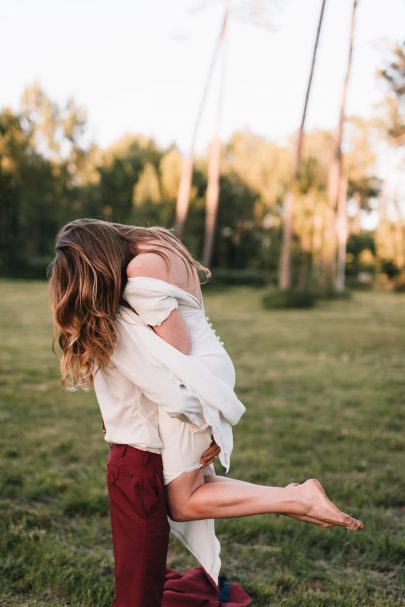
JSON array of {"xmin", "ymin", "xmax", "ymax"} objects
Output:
[{"xmin": 47, "ymin": 218, "xmax": 211, "ymax": 391}]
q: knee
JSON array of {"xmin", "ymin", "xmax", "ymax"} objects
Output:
[
  {"xmin": 167, "ymin": 499, "xmax": 201, "ymax": 522},
  {"xmin": 167, "ymin": 502, "xmax": 191, "ymax": 522},
  {"xmin": 169, "ymin": 509, "xmax": 188, "ymax": 523}
]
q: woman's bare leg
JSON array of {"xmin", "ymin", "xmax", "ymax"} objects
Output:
[
  {"xmin": 166, "ymin": 470, "xmax": 363, "ymax": 530},
  {"xmin": 203, "ymin": 476, "xmax": 335, "ymax": 527}
]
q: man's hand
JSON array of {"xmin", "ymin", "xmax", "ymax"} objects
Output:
[{"xmin": 199, "ymin": 437, "xmax": 221, "ymax": 467}]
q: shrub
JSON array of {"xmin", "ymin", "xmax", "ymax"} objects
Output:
[
  {"xmin": 262, "ymin": 287, "xmax": 317, "ymax": 310},
  {"xmin": 394, "ymin": 269, "xmax": 405, "ymax": 292},
  {"xmin": 205, "ymin": 268, "xmax": 267, "ymax": 287},
  {"xmin": 317, "ymin": 287, "xmax": 352, "ymax": 300}
]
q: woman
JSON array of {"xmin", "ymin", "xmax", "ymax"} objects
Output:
[{"xmin": 48, "ymin": 218, "xmax": 364, "ymax": 607}]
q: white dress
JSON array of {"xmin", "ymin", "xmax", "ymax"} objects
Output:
[{"xmin": 120, "ymin": 276, "xmax": 243, "ymax": 584}]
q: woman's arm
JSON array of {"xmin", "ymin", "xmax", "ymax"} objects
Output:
[{"xmin": 126, "ymin": 252, "xmax": 192, "ymax": 354}]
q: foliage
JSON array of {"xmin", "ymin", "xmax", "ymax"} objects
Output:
[
  {"xmin": 0, "ymin": 75, "xmax": 401, "ymax": 284},
  {"xmin": 379, "ymin": 42, "xmax": 405, "ymax": 146},
  {"xmin": 204, "ymin": 268, "xmax": 267, "ymax": 287},
  {"xmin": 346, "ymin": 232, "xmax": 376, "ymax": 277},
  {"xmin": 262, "ymin": 286, "xmax": 317, "ymax": 309},
  {"xmin": 394, "ymin": 268, "xmax": 405, "ymax": 292}
]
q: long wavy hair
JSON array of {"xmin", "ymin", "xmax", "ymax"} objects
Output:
[{"xmin": 47, "ymin": 218, "xmax": 211, "ymax": 392}]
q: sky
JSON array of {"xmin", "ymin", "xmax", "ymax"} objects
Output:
[{"xmin": 1, "ymin": 0, "xmax": 404, "ymax": 157}]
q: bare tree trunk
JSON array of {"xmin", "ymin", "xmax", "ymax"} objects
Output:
[
  {"xmin": 174, "ymin": 6, "xmax": 229, "ymax": 238},
  {"xmin": 174, "ymin": 155, "xmax": 194, "ymax": 237},
  {"xmin": 393, "ymin": 197, "xmax": 404, "ymax": 269},
  {"xmin": 336, "ymin": 174, "xmax": 348, "ymax": 291},
  {"xmin": 323, "ymin": 0, "xmax": 358, "ymax": 290},
  {"xmin": 202, "ymin": 137, "xmax": 221, "ymax": 267},
  {"xmin": 279, "ymin": 189, "xmax": 295, "ymax": 289},
  {"xmin": 312, "ymin": 201, "xmax": 327, "ymax": 280},
  {"xmin": 201, "ymin": 1, "xmax": 229, "ymax": 268},
  {"xmin": 279, "ymin": 0, "xmax": 327, "ymax": 290}
]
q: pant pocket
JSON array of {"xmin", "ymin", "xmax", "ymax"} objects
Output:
[{"xmin": 135, "ymin": 470, "xmax": 165, "ymax": 519}]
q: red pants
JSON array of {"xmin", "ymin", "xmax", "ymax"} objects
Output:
[{"xmin": 106, "ymin": 444, "xmax": 170, "ymax": 607}]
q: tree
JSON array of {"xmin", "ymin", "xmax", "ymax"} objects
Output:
[
  {"xmin": 95, "ymin": 136, "xmax": 161, "ymax": 221},
  {"xmin": 175, "ymin": 0, "xmax": 280, "ymax": 246},
  {"xmin": 201, "ymin": 1, "xmax": 231, "ymax": 268},
  {"xmin": 174, "ymin": 5, "xmax": 229, "ymax": 237},
  {"xmin": 160, "ymin": 147, "xmax": 183, "ymax": 202},
  {"xmin": 279, "ymin": 0, "xmax": 327, "ymax": 290},
  {"xmin": 133, "ymin": 163, "xmax": 161, "ymax": 207},
  {"xmin": 322, "ymin": 0, "xmax": 359, "ymax": 292},
  {"xmin": 20, "ymin": 82, "xmax": 88, "ymax": 179},
  {"xmin": 0, "ymin": 107, "xmax": 75, "ymax": 276},
  {"xmin": 379, "ymin": 42, "xmax": 405, "ymax": 146},
  {"xmin": 345, "ymin": 117, "xmax": 380, "ymax": 236}
]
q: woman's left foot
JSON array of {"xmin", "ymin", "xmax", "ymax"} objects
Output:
[
  {"xmin": 282, "ymin": 481, "xmax": 364, "ymax": 530},
  {"xmin": 297, "ymin": 479, "xmax": 364, "ymax": 530},
  {"xmin": 283, "ymin": 483, "xmax": 335, "ymax": 527}
]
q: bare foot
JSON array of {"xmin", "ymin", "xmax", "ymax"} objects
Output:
[
  {"xmin": 297, "ymin": 479, "xmax": 364, "ymax": 530},
  {"xmin": 283, "ymin": 483, "xmax": 335, "ymax": 527}
]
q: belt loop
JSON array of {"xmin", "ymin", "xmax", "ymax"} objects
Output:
[
  {"xmin": 120, "ymin": 444, "xmax": 128, "ymax": 457},
  {"xmin": 144, "ymin": 451, "xmax": 150, "ymax": 464}
]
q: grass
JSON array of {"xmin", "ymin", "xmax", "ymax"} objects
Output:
[{"xmin": 0, "ymin": 280, "xmax": 404, "ymax": 606}]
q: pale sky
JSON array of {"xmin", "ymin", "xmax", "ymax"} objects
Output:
[{"xmin": 1, "ymin": 0, "xmax": 404, "ymax": 155}]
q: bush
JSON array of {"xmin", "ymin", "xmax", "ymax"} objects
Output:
[
  {"xmin": 262, "ymin": 287, "xmax": 317, "ymax": 309},
  {"xmin": 380, "ymin": 259, "xmax": 400, "ymax": 280},
  {"xmin": 0, "ymin": 254, "xmax": 52, "ymax": 279},
  {"xmin": 394, "ymin": 269, "xmax": 405, "ymax": 292},
  {"xmin": 317, "ymin": 287, "xmax": 352, "ymax": 300},
  {"xmin": 205, "ymin": 268, "xmax": 267, "ymax": 287},
  {"xmin": 346, "ymin": 275, "xmax": 373, "ymax": 290}
]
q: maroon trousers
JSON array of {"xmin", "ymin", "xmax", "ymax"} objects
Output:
[{"xmin": 106, "ymin": 444, "xmax": 170, "ymax": 607}]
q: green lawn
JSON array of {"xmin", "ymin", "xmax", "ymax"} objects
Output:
[{"xmin": 0, "ymin": 280, "xmax": 404, "ymax": 607}]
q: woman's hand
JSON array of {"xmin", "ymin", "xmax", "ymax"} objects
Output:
[{"xmin": 199, "ymin": 437, "xmax": 221, "ymax": 467}]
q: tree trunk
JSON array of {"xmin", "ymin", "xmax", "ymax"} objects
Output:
[
  {"xmin": 174, "ymin": 155, "xmax": 194, "ymax": 236},
  {"xmin": 202, "ymin": 137, "xmax": 221, "ymax": 267},
  {"xmin": 279, "ymin": 0, "xmax": 327, "ymax": 290},
  {"xmin": 393, "ymin": 197, "xmax": 404, "ymax": 269},
  {"xmin": 336, "ymin": 174, "xmax": 348, "ymax": 291},
  {"xmin": 174, "ymin": 5, "xmax": 229, "ymax": 238},
  {"xmin": 311, "ymin": 202, "xmax": 325, "ymax": 277},
  {"xmin": 201, "ymin": 1, "xmax": 229, "ymax": 268},
  {"xmin": 323, "ymin": 0, "xmax": 358, "ymax": 291}
]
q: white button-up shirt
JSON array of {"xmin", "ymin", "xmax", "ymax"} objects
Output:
[{"xmin": 93, "ymin": 301, "xmax": 245, "ymax": 471}]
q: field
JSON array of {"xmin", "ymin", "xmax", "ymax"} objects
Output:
[{"xmin": 0, "ymin": 280, "xmax": 404, "ymax": 606}]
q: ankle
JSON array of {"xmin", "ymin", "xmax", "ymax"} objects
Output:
[{"xmin": 283, "ymin": 485, "xmax": 311, "ymax": 515}]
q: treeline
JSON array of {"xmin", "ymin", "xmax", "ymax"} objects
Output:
[{"xmin": 0, "ymin": 54, "xmax": 403, "ymax": 285}]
